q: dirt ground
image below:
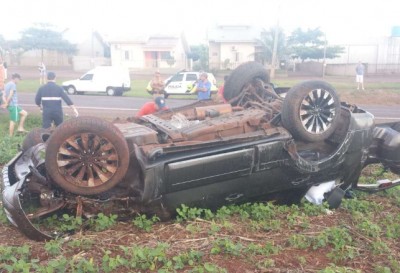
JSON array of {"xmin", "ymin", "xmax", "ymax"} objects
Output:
[{"xmin": 1, "ymin": 170, "xmax": 400, "ymax": 272}]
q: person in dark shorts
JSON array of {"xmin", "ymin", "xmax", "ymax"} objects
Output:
[{"xmin": 35, "ymin": 72, "xmax": 79, "ymax": 128}]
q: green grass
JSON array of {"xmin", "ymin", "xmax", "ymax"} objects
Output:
[
  {"xmin": 271, "ymin": 77, "xmax": 400, "ymax": 92},
  {"xmin": 0, "ymin": 114, "xmax": 42, "ymax": 164},
  {"xmin": 16, "ymin": 76, "xmax": 400, "ymax": 102},
  {"xmin": 17, "ymin": 79, "xmax": 198, "ymax": 99}
]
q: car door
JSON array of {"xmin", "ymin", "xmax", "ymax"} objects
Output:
[
  {"xmin": 162, "ymin": 147, "xmax": 256, "ymax": 209},
  {"xmin": 164, "ymin": 73, "xmax": 185, "ymax": 94},
  {"xmin": 76, "ymin": 73, "xmax": 95, "ymax": 92},
  {"xmin": 184, "ymin": 73, "xmax": 198, "ymax": 93}
]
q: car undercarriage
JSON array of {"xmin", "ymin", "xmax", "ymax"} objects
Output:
[{"xmin": 3, "ymin": 62, "xmax": 400, "ymax": 241}]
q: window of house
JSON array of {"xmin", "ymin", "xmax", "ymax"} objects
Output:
[
  {"xmin": 161, "ymin": 51, "xmax": 172, "ymax": 59},
  {"xmin": 186, "ymin": 73, "xmax": 197, "ymax": 81},
  {"xmin": 80, "ymin": 74, "xmax": 93, "ymax": 81},
  {"xmin": 124, "ymin": 50, "xmax": 130, "ymax": 60}
]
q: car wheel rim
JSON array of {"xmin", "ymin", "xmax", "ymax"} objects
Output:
[
  {"xmin": 68, "ymin": 88, "xmax": 74, "ymax": 94},
  {"xmin": 56, "ymin": 133, "xmax": 119, "ymax": 187},
  {"xmin": 108, "ymin": 89, "xmax": 114, "ymax": 96},
  {"xmin": 299, "ymin": 88, "xmax": 336, "ymax": 134}
]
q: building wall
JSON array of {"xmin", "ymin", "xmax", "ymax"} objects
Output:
[
  {"xmin": 325, "ymin": 37, "xmax": 400, "ymax": 75},
  {"xmin": 210, "ymin": 42, "xmax": 255, "ymax": 70},
  {"xmin": 110, "ymin": 43, "xmax": 145, "ymax": 68},
  {"xmin": 209, "ymin": 42, "xmax": 221, "ymax": 69},
  {"xmin": 110, "ymin": 41, "xmax": 188, "ymax": 70},
  {"xmin": 77, "ymin": 35, "xmax": 106, "ymax": 57},
  {"xmin": 18, "ymin": 49, "xmax": 70, "ymax": 67},
  {"xmin": 72, "ymin": 56, "xmax": 111, "ymax": 71}
]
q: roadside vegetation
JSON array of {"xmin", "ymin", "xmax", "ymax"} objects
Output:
[
  {"xmin": 0, "ymin": 113, "xmax": 399, "ymax": 272},
  {"xmin": 15, "ymin": 75, "xmax": 400, "ymax": 104},
  {"xmin": 0, "ymin": 115, "xmax": 41, "ymax": 164},
  {"xmin": 0, "ymin": 182, "xmax": 399, "ymax": 272}
]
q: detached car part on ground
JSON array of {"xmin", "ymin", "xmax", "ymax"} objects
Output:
[{"xmin": 3, "ymin": 62, "xmax": 400, "ymax": 241}]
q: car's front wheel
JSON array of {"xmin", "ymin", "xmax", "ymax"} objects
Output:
[
  {"xmin": 281, "ymin": 80, "xmax": 341, "ymax": 142},
  {"xmin": 67, "ymin": 86, "xmax": 76, "ymax": 95},
  {"xmin": 107, "ymin": 88, "xmax": 116, "ymax": 96},
  {"xmin": 45, "ymin": 117, "xmax": 130, "ymax": 195}
]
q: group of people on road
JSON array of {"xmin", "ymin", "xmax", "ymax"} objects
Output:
[
  {"xmin": 0, "ymin": 61, "xmax": 366, "ymax": 135},
  {"xmin": 0, "ymin": 67, "xmax": 227, "ymax": 132},
  {"xmin": 137, "ymin": 71, "xmax": 220, "ymax": 118}
]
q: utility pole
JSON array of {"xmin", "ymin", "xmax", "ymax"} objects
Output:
[
  {"xmin": 322, "ymin": 34, "xmax": 327, "ymax": 78},
  {"xmin": 270, "ymin": 5, "xmax": 280, "ymax": 79}
]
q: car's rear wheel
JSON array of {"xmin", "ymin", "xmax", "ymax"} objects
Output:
[
  {"xmin": 45, "ymin": 117, "xmax": 130, "ymax": 195},
  {"xmin": 281, "ymin": 80, "xmax": 341, "ymax": 142},
  {"xmin": 106, "ymin": 88, "xmax": 115, "ymax": 96},
  {"xmin": 67, "ymin": 86, "xmax": 76, "ymax": 95},
  {"xmin": 223, "ymin": 61, "xmax": 270, "ymax": 101},
  {"xmin": 22, "ymin": 128, "xmax": 51, "ymax": 151}
]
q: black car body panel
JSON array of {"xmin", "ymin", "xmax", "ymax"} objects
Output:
[{"xmin": 3, "ymin": 76, "xmax": 400, "ymax": 241}]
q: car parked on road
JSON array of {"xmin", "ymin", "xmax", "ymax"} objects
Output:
[
  {"xmin": 147, "ymin": 71, "xmax": 217, "ymax": 98},
  {"xmin": 62, "ymin": 66, "xmax": 131, "ymax": 96},
  {"xmin": 3, "ymin": 62, "xmax": 400, "ymax": 241}
]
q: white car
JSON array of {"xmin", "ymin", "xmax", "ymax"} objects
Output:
[
  {"xmin": 148, "ymin": 71, "xmax": 217, "ymax": 98},
  {"xmin": 62, "ymin": 66, "xmax": 131, "ymax": 96}
]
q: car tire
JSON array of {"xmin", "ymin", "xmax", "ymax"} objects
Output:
[
  {"xmin": 67, "ymin": 86, "xmax": 76, "ymax": 95},
  {"xmin": 45, "ymin": 117, "xmax": 130, "ymax": 195},
  {"xmin": 281, "ymin": 80, "xmax": 341, "ymax": 142},
  {"xmin": 223, "ymin": 61, "xmax": 270, "ymax": 101},
  {"xmin": 22, "ymin": 128, "xmax": 51, "ymax": 151},
  {"xmin": 106, "ymin": 88, "xmax": 116, "ymax": 96}
]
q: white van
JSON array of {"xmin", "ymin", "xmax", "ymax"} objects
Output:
[{"xmin": 62, "ymin": 66, "xmax": 131, "ymax": 96}]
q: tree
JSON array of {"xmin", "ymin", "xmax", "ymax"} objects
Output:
[
  {"xmin": 17, "ymin": 23, "xmax": 76, "ymax": 61},
  {"xmin": 255, "ymin": 27, "xmax": 286, "ymax": 65},
  {"xmin": 189, "ymin": 45, "xmax": 208, "ymax": 71},
  {"xmin": 287, "ymin": 28, "xmax": 344, "ymax": 61}
]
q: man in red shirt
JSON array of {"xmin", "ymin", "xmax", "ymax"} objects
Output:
[{"xmin": 136, "ymin": 96, "xmax": 168, "ymax": 118}]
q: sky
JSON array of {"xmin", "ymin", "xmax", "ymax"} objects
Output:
[{"xmin": 0, "ymin": 0, "xmax": 399, "ymax": 45}]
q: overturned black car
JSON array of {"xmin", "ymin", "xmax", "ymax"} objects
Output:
[{"xmin": 3, "ymin": 62, "xmax": 400, "ymax": 241}]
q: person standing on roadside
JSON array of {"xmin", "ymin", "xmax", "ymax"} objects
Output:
[
  {"xmin": 195, "ymin": 72, "xmax": 211, "ymax": 100},
  {"xmin": 356, "ymin": 61, "xmax": 365, "ymax": 90},
  {"xmin": 216, "ymin": 75, "xmax": 229, "ymax": 103},
  {"xmin": 148, "ymin": 71, "xmax": 165, "ymax": 98},
  {"xmin": 0, "ymin": 58, "xmax": 5, "ymax": 106},
  {"xmin": 38, "ymin": 62, "xmax": 46, "ymax": 85},
  {"xmin": 35, "ymin": 72, "xmax": 79, "ymax": 129},
  {"xmin": 2, "ymin": 73, "xmax": 28, "ymax": 136}
]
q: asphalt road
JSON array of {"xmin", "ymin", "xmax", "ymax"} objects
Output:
[
  {"xmin": 11, "ymin": 93, "xmax": 400, "ymax": 122},
  {"xmin": 15, "ymin": 93, "xmax": 192, "ymax": 119}
]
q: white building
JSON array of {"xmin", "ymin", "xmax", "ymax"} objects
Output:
[
  {"xmin": 109, "ymin": 34, "xmax": 191, "ymax": 72},
  {"xmin": 327, "ymin": 35, "xmax": 400, "ymax": 75},
  {"xmin": 208, "ymin": 25, "xmax": 262, "ymax": 70}
]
